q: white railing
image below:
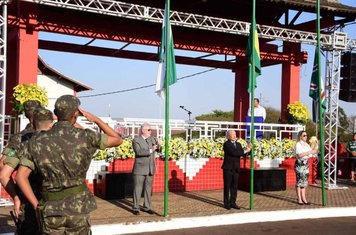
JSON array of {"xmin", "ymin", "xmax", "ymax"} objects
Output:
[{"xmin": 77, "ymin": 117, "xmax": 305, "ymax": 141}]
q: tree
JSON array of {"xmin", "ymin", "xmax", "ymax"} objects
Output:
[
  {"xmin": 338, "ymin": 107, "xmax": 352, "ymax": 143},
  {"xmin": 264, "ymin": 107, "xmax": 281, "ymax": 124},
  {"xmin": 195, "ymin": 110, "xmax": 233, "ymax": 121},
  {"xmin": 349, "ymin": 115, "xmax": 356, "ymax": 133},
  {"xmin": 306, "ymin": 107, "xmax": 351, "ymax": 142},
  {"xmin": 196, "ymin": 108, "xmax": 281, "ymax": 123},
  {"xmin": 338, "ymin": 107, "xmax": 349, "ymax": 130}
]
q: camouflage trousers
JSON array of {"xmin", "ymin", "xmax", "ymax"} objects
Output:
[
  {"xmin": 16, "ymin": 203, "xmax": 40, "ymax": 235},
  {"xmin": 40, "ymin": 213, "xmax": 92, "ymax": 235}
]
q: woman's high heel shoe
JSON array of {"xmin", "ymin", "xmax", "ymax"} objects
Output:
[
  {"xmin": 297, "ymin": 200, "xmax": 304, "ymax": 205},
  {"xmin": 302, "ymin": 200, "xmax": 311, "ymax": 205}
]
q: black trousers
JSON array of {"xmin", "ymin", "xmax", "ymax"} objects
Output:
[{"xmin": 223, "ymin": 169, "xmax": 239, "ymax": 206}]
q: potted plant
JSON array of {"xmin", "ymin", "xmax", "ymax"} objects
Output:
[
  {"xmin": 12, "ymin": 83, "xmax": 48, "ymax": 116},
  {"xmin": 286, "ymin": 101, "xmax": 310, "ymax": 125}
]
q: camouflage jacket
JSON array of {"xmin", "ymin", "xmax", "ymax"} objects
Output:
[
  {"xmin": 2, "ymin": 126, "xmax": 35, "ymax": 155},
  {"xmin": 19, "ymin": 121, "xmax": 109, "ymax": 216},
  {"xmin": 2, "ymin": 127, "xmax": 40, "ymax": 200},
  {"xmin": 4, "ymin": 133, "xmax": 44, "ymax": 200}
]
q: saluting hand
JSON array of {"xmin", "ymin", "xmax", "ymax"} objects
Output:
[{"xmin": 78, "ymin": 107, "xmax": 98, "ymax": 122}]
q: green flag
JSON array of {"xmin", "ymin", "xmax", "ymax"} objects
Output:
[
  {"xmin": 309, "ymin": 48, "xmax": 326, "ymax": 122},
  {"xmin": 246, "ymin": 25, "xmax": 261, "ymax": 93},
  {"xmin": 155, "ymin": 3, "xmax": 177, "ymax": 98}
]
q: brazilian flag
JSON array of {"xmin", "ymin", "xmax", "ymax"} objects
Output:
[{"xmin": 246, "ymin": 22, "xmax": 261, "ymax": 93}]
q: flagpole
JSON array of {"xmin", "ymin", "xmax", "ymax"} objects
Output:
[
  {"xmin": 316, "ymin": 0, "xmax": 326, "ymax": 206},
  {"xmin": 164, "ymin": 0, "xmax": 170, "ymax": 217},
  {"xmin": 249, "ymin": 0, "xmax": 257, "ymax": 210}
]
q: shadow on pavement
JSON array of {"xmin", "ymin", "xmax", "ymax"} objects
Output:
[{"xmin": 172, "ymin": 191, "xmax": 224, "ymax": 208}]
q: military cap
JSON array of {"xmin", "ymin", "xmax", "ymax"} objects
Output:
[
  {"xmin": 54, "ymin": 95, "xmax": 81, "ymax": 119},
  {"xmin": 33, "ymin": 108, "xmax": 54, "ymax": 122},
  {"xmin": 23, "ymin": 100, "xmax": 42, "ymax": 118}
]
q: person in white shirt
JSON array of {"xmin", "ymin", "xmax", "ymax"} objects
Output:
[
  {"xmin": 294, "ymin": 131, "xmax": 318, "ymax": 205},
  {"xmin": 248, "ymin": 98, "xmax": 266, "ymax": 121}
]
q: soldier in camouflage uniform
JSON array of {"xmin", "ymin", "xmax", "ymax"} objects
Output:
[
  {"xmin": 16, "ymin": 95, "xmax": 123, "ymax": 234},
  {"xmin": 0, "ymin": 108, "xmax": 53, "ymax": 235},
  {"xmin": 1, "ymin": 100, "xmax": 42, "ymax": 166},
  {"xmin": 0, "ymin": 100, "xmax": 41, "ymax": 215}
]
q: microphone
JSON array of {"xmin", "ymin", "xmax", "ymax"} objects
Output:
[{"xmin": 179, "ymin": 105, "xmax": 184, "ymax": 109}]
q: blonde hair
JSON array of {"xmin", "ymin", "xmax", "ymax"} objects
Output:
[{"xmin": 309, "ymin": 136, "xmax": 319, "ymax": 151}]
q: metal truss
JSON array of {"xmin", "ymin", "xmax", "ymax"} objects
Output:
[
  {"xmin": 0, "ymin": 2, "xmax": 7, "ymax": 153},
  {"xmin": 2, "ymin": 0, "xmax": 354, "ymax": 189},
  {"xmin": 0, "ymin": 1, "xmax": 11, "ymax": 205},
  {"xmin": 346, "ymin": 37, "xmax": 356, "ymax": 50},
  {"xmin": 23, "ymin": 0, "xmax": 349, "ymax": 49},
  {"xmin": 324, "ymin": 49, "xmax": 341, "ymax": 188}
]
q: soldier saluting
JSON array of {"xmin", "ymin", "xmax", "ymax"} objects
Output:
[
  {"xmin": 16, "ymin": 95, "xmax": 122, "ymax": 234},
  {"xmin": 0, "ymin": 107, "xmax": 53, "ymax": 235}
]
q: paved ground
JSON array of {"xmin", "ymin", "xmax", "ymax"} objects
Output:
[
  {"xmin": 1, "ymin": 179, "xmax": 356, "ymax": 234},
  {"xmin": 134, "ymin": 217, "xmax": 356, "ymax": 235}
]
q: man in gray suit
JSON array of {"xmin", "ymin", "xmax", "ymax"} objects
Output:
[{"xmin": 132, "ymin": 123, "xmax": 160, "ymax": 215}]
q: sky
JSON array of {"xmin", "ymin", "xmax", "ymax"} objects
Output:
[{"xmin": 38, "ymin": 0, "xmax": 356, "ymax": 121}]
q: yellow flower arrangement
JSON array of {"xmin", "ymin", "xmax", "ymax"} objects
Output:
[
  {"xmin": 236, "ymin": 138, "xmax": 248, "ymax": 149},
  {"xmin": 92, "ymin": 137, "xmax": 297, "ymax": 161},
  {"xmin": 189, "ymin": 138, "xmax": 219, "ymax": 158},
  {"xmin": 253, "ymin": 139, "xmax": 264, "ymax": 160},
  {"xmin": 214, "ymin": 137, "xmax": 227, "ymax": 158},
  {"xmin": 13, "ymin": 83, "xmax": 48, "ymax": 115},
  {"xmin": 281, "ymin": 138, "xmax": 297, "ymax": 157},
  {"xmin": 287, "ymin": 101, "xmax": 310, "ymax": 125},
  {"xmin": 93, "ymin": 137, "xmax": 135, "ymax": 161},
  {"xmin": 161, "ymin": 138, "xmax": 189, "ymax": 160}
]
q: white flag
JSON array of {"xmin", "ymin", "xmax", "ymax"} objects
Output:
[{"xmin": 155, "ymin": 3, "xmax": 177, "ymax": 98}]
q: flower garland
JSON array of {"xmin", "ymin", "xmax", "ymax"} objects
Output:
[
  {"xmin": 189, "ymin": 138, "xmax": 218, "ymax": 158},
  {"xmin": 93, "ymin": 137, "xmax": 297, "ymax": 161},
  {"xmin": 281, "ymin": 138, "xmax": 296, "ymax": 157},
  {"xmin": 93, "ymin": 138, "xmax": 135, "ymax": 161},
  {"xmin": 161, "ymin": 137, "xmax": 189, "ymax": 160}
]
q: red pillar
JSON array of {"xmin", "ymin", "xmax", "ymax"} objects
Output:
[
  {"xmin": 6, "ymin": 4, "xmax": 38, "ymax": 115},
  {"xmin": 233, "ymin": 68, "xmax": 249, "ymax": 123},
  {"xmin": 281, "ymin": 42, "xmax": 301, "ymax": 122}
]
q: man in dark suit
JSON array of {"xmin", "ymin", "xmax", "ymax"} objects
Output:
[
  {"xmin": 132, "ymin": 123, "xmax": 161, "ymax": 215},
  {"xmin": 222, "ymin": 130, "xmax": 251, "ymax": 210}
]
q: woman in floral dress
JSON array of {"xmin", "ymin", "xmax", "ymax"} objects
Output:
[{"xmin": 294, "ymin": 131, "xmax": 318, "ymax": 205}]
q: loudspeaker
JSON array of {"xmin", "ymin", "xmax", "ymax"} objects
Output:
[
  {"xmin": 339, "ymin": 89, "xmax": 356, "ymax": 102},
  {"xmin": 340, "ymin": 78, "xmax": 356, "ymax": 91},
  {"xmin": 341, "ymin": 52, "xmax": 356, "ymax": 79},
  {"xmin": 238, "ymin": 168, "xmax": 286, "ymax": 192},
  {"xmin": 339, "ymin": 78, "xmax": 356, "ymax": 102},
  {"xmin": 95, "ymin": 172, "xmax": 133, "ymax": 199}
]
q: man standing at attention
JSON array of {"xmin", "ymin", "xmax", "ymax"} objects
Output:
[
  {"xmin": 0, "ymin": 108, "xmax": 53, "ymax": 235},
  {"xmin": 248, "ymin": 98, "xmax": 266, "ymax": 121},
  {"xmin": 222, "ymin": 130, "xmax": 251, "ymax": 210},
  {"xmin": 0, "ymin": 100, "xmax": 41, "ymax": 167},
  {"xmin": 132, "ymin": 123, "xmax": 160, "ymax": 215},
  {"xmin": 16, "ymin": 95, "xmax": 122, "ymax": 234},
  {"xmin": 0, "ymin": 100, "xmax": 41, "ymax": 217}
]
